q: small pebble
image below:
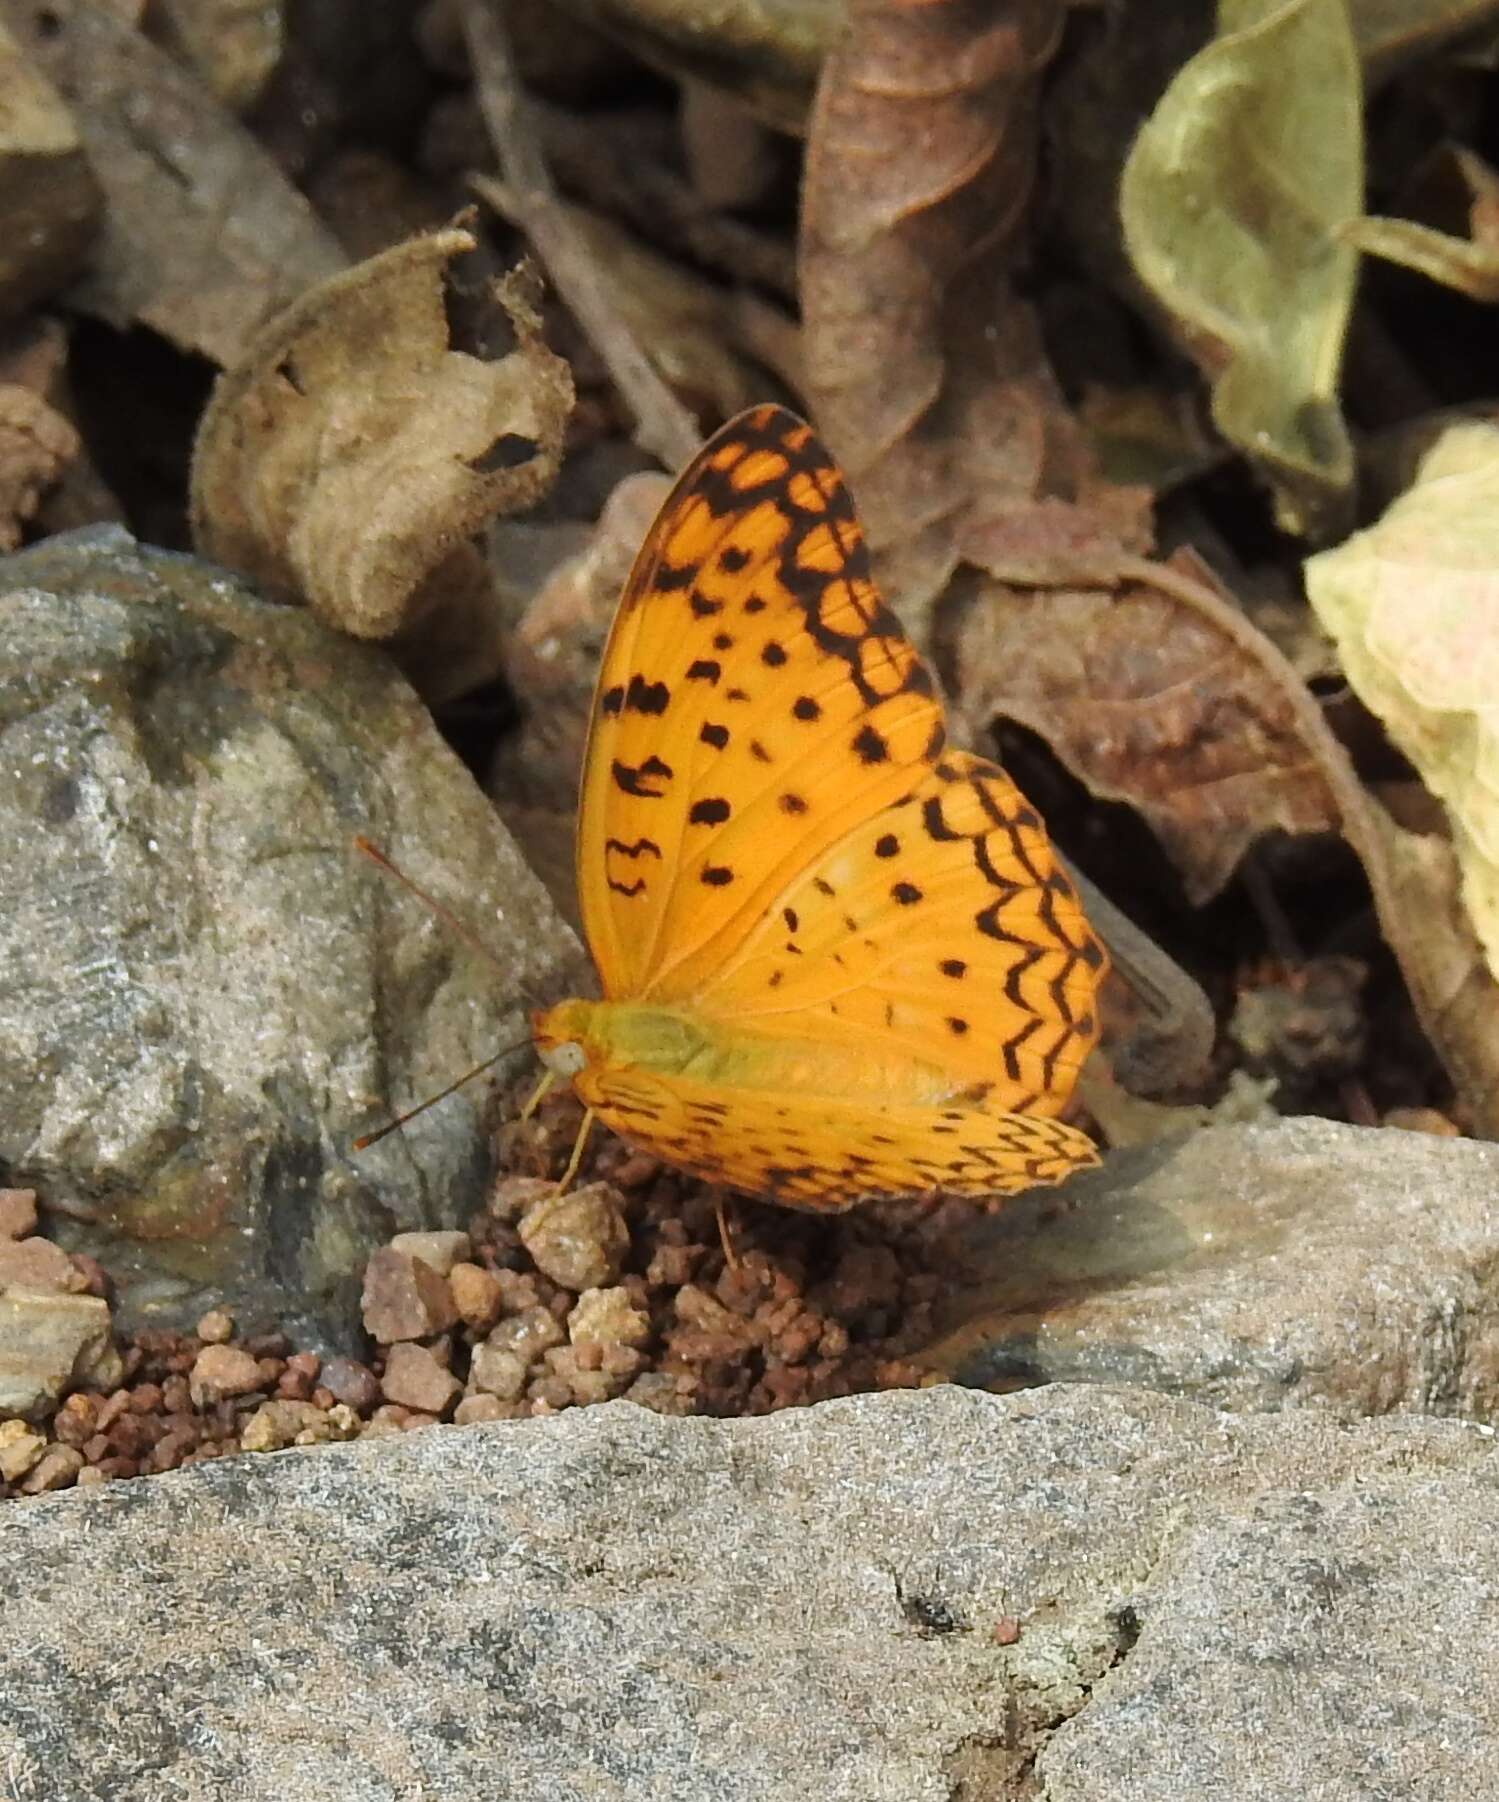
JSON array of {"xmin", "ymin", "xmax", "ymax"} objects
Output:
[
  {"xmin": 468, "ymin": 1343, "xmax": 527, "ymax": 1402},
  {"xmin": 0, "ymin": 1189, "xmax": 38, "ymax": 1240},
  {"xmin": 319, "ymin": 1357, "xmax": 381, "ymax": 1413},
  {"xmin": 390, "ymin": 1230, "xmax": 472, "ymax": 1275},
  {"xmin": 1384, "ymin": 1106, "xmax": 1460, "ymax": 1137},
  {"xmin": 195, "ymin": 1308, "xmax": 234, "ymax": 1344},
  {"xmin": 0, "ymin": 1237, "xmax": 86, "ymax": 1294},
  {"xmin": 568, "ymin": 1285, "xmax": 651, "ymax": 1350},
  {"xmin": 453, "ymin": 1394, "xmax": 507, "ymax": 1425},
  {"xmin": 52, "ymin": 1392, "xmax": 99, "ymax": 1448},
  {"xmin": 21, "ymin": 1445, "xmax": 83, "ymax": 1493},
  {"xmin": 361, "ymin": 1246, "xmax": 458, "ymax": 1342},
  {"xmin": 518, "ymin": 1183, "xmax": 628, "ymax": 1291},
  {"xmin": 380, "ymin": 1342, "xmax": 461, "ymax": 1416},
  {"xmin": 0, "ymin": 1420, "xmax": 47, "ymax": 1482},
  {"xmin": 188, "ymin": 1344, "xmax": 264, "ymax": 1407},
  {"xmin": 449, "ymin": 1262, "xmax": 504, "ymax": 1334},
  {"xmin": 485, "ymin": 1305, "xmax": 564, "ymax": 1363}
]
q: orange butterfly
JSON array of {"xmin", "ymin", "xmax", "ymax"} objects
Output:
[{"xmin": 531, "ymin": 405, "xmax": 1106, "ymax": 1211}]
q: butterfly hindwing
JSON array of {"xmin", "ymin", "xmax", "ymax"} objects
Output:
[
  {"xmin": 574, "ymin": 1063, "xmax": 1100, "ymax": 1212},
  {"xmin": 698, "ymin": 750, "xmax": 1105, "ymax": 1117}
]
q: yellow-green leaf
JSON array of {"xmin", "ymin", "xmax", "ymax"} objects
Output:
[{"xmin": 1120, "ymin": 0, "xmax": 1361, "ymax": 537}]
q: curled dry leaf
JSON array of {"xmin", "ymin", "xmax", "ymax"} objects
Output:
[
  {"xmin": 800, "ymin": 0, "xmax": 1145, "ymax": 636},
  {"xmin": 0, "ymin": 383, "xmax": 79, "ymax": 550},
  {"xmin": 1119, "ymin": 0, "xmax": 1360, "ymax": 538},
  {"xmin": 1305, "ymin": 421, "xmax": 1499, "ymax": 980},
  {"xmin": 190, "ymin": 231, "xmax": 574, "ymax": 701},
  {"xmin": 0, "ymin": 0, "xmax": 343, "ymax": 365}
]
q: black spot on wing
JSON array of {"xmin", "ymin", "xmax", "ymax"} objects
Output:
[
  {"xmin": 853, "ymin": 724, "xmax": 889, "ymax": 765},
  {"xmin": 613, "ymin": 756, "xmax": 672, "ymax": 798},
  {"xmin": 625, "ymin": 674, "xmax": 669, "ymax": 715},
  {"xmin": 689, "ymin": 798, "xmax": 731, "ymax": 826},
  {"xmin": 700, "ymin": 722, "xmax": 729, "ymax": 749}
]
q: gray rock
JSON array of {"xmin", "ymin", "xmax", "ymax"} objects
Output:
[
  {"xmin": 0, "ymin": 1385, "xmax": 1494, "ymax": 1800},
  {"xmin": 930, "ymin": 1117, "xmax": 1499, "ymax": 1420},
  {"xmin": 0, "ymin": 528, "xmax": 583, "ymax": 1341}
]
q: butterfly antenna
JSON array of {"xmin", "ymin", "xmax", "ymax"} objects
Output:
[
  {"xmin": 354, "ymin": 835, "xmax": 526, "ymax": 982},
  {"xmin": 353, "ymin": 1036, "xmax": 533, "ymax": 1151}
]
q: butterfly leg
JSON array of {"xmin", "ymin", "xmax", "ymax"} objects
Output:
[
  {"xmin": 713, "ymin": 1191, "xmax": 741, "ymax": 1275},
  {"xmin": 520, "ymin": 1069, "xmax": 556, "ymax": 1120},
  {"xmin": 556, "ymin": 1107, "xmax": 596, "ymax": 1193}
]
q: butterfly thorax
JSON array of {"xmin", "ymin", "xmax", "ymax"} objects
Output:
[{"xmin": 532, "ymin": 997, "xmax": 968, "ymax": 1104}]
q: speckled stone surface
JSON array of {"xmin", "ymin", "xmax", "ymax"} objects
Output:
[
  {"xmin": 1, "ymin": 1384, "xmax": 1494, "ymax": 1799},
  {"xmin": 0, "ymin": 528, "xmax": 583, "ymax": 1340},
  {"xmin": 931, "ymin": 1117, "xmax": 1499, "ymax": 1421}
]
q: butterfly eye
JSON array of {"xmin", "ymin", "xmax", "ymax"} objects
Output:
[{"xmin": 541, "ymin": 1042, "xmax": 587, "ymax": 1078}]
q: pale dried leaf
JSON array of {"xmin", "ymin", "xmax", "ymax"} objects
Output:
[
  {"xmin": 190, "ymin": 232, "xmax": 573, "ymax": 699},
  {"xmin": 1305, "ymin": 419, "xmax": 1499, "ymax": 980}
]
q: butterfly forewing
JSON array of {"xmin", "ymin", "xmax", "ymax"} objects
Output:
[{"xmin": 576, "ymin": 405, "xmax": 946, "ymax": 1002}]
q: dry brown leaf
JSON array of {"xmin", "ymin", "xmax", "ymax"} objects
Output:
[
  {"xmin": 800, "ymin": 0, "xmax": 1147, "ymax": 634},
  {"xmin": 1360, "ymin": 808, "xmax": 1499, "ymax": 1136},
  {"xmin": 950, "ymin": 553, "xmax": 1343, "ymax": 903},
  {"xmin": 0, "ymin": 0, "xmax": 343, "ymax": 364},
  {"xmin": 190, "ymin": 232, "xmax": 574, "ymax": 701},
  {"xmin": 0, "ymin": 383, "xmax": 78, "ymax": 550}
]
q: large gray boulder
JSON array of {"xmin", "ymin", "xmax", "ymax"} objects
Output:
[
  {"xmin": 0, "ymin": 1385, "xmax": 1493, "ymax": 1799},
  {"xmin": 0, "ymin": 527, "xmax": 582, "ymax": 1341}
]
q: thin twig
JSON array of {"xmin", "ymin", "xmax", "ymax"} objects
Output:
[{"xmin": 458, "ymin": 0, "xmax": 703, "ymax": 470}]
